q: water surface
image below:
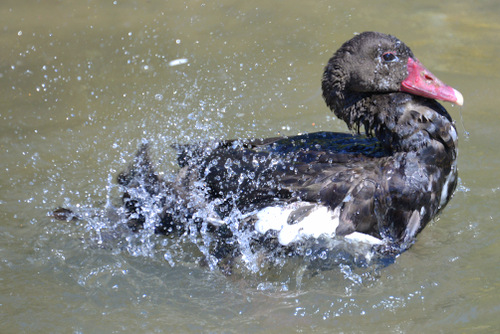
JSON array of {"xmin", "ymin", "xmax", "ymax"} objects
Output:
[{"xmin": 1, "ymin": 0, "xmax": 500, "ymax": 332}]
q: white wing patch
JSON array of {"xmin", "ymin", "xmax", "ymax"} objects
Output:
[
  {"xmin": 253, "ymin": 202, "xmax": 383, "ymax": 247},
  {"xmin": 344, "ymin": 232, "xmax": 384, "ymax": 245},
  {"xmin": 439, "ymin": 159, "xmax": 457, "ymax": 208}
]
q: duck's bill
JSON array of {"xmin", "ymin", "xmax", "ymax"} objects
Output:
[{"xmin": 400, "ymin": 57, "xmax": 463, "ymax": 106}]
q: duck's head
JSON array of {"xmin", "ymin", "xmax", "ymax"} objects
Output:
[{"xmin": 322, "ymin": 32, "xmax": 463, "ymax": 114}]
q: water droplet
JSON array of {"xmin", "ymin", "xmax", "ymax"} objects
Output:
[{"xmin": 168, "ymin": 58, "xmax": 188, "ymax": 67}]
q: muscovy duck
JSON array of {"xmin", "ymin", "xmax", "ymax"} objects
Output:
[{"xmin": 116, "ymin": 31, "xmax": 463, "ymax": 264}]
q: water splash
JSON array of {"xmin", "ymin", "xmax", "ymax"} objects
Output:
[{"xmin": 458, "ymin": 107, "xmax": 470, "ymax": 139}]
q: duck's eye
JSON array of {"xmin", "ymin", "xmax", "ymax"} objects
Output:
[{"xmin": 382, "ymin": 52, "xmax": 398, "ymax": 62}]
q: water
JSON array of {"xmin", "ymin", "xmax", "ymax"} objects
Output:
[{"xmin": 2, "ymin": 0, "xmax": 500, "ymax": 332}]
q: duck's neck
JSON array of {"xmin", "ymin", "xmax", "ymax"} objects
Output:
[{"xmin": 334, "ymin": 92, "xmax": 457, "ymax": 158}]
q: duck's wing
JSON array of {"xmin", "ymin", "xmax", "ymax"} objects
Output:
[{"xmin": 174, "ymin": 132, "xmax": 390, "ymax": 234}]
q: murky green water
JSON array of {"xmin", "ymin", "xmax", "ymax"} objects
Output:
[{"xmin": 2, "ymin": 0, "xmax": 499, "ymax": 332}]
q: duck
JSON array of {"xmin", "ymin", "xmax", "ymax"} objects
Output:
[{"xmin": 113, "ymin": 31, "xmax": 463, "ymax": 267}]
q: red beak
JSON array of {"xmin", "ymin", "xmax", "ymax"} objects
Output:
[{"xmin": 401, "ymin": 58, "xmax": 463, "ymax": 106}]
